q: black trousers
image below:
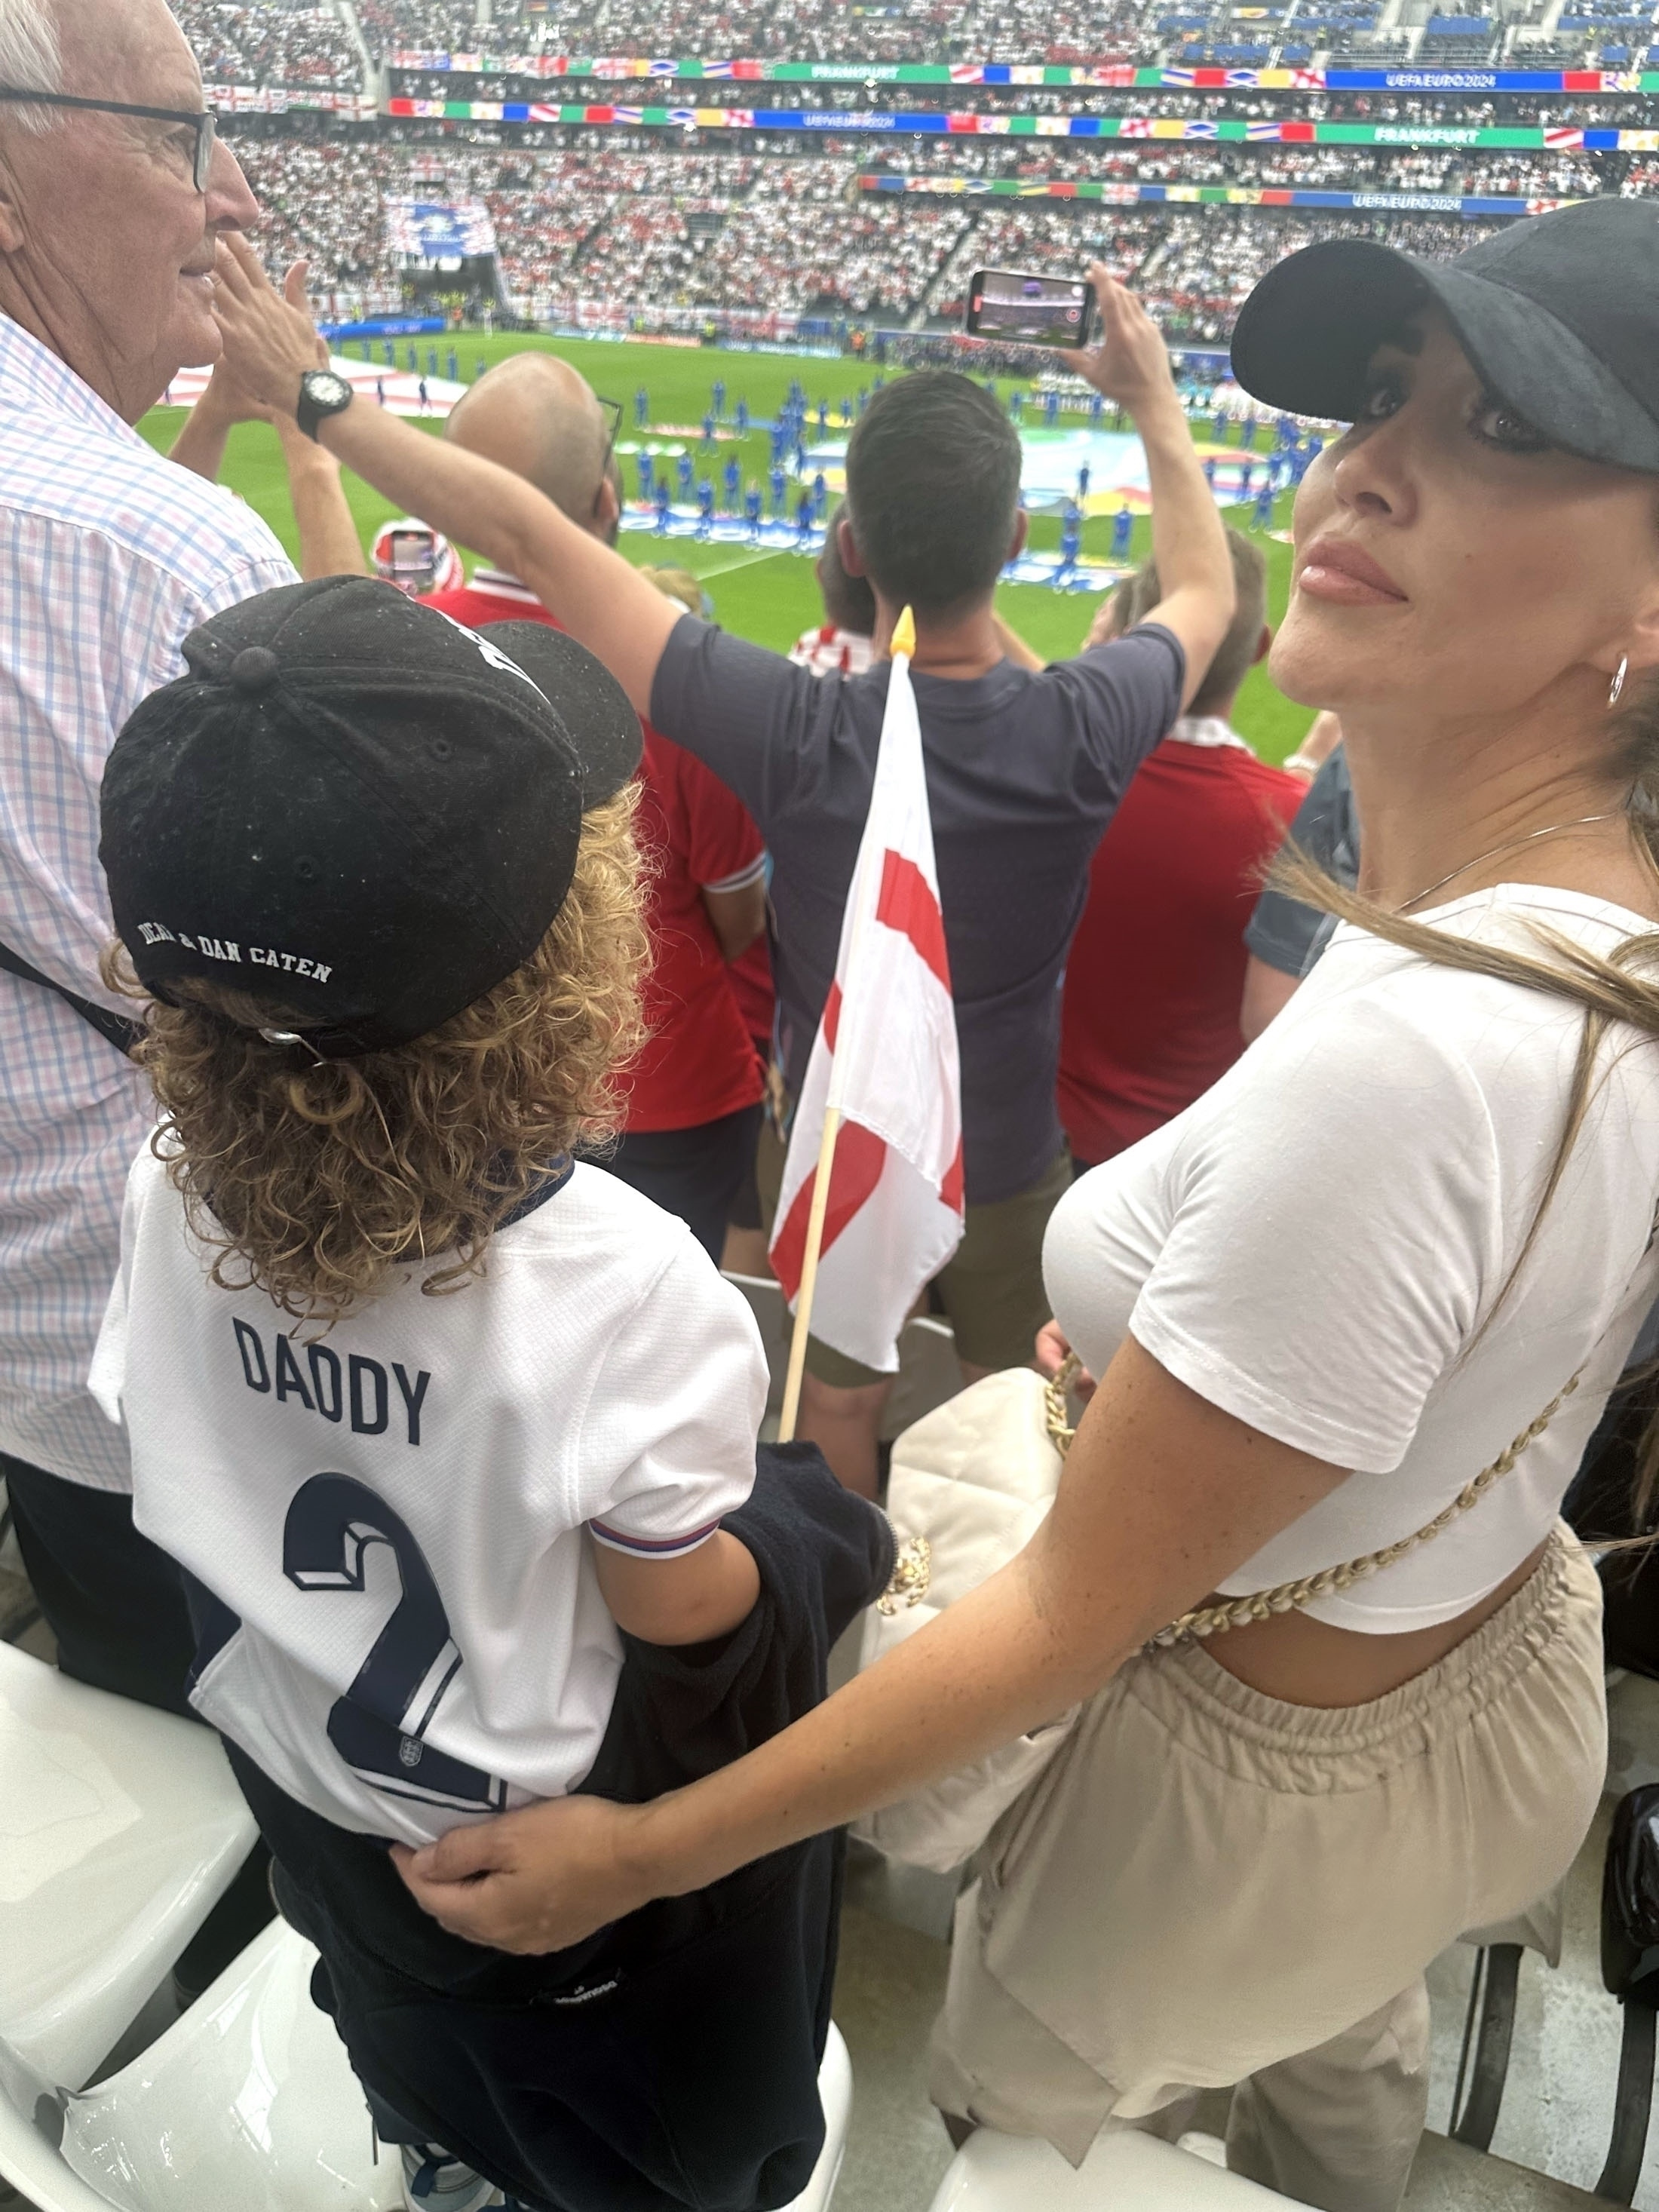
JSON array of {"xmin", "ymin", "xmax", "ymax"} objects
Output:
[
  {"xmin": 3, "ymin": 1453, "xmax": 197, "ymax": 1714},
  {"xmin": 591, "ymin": 1103, "xmax": 764, "ymax": 1262},
  {"xmin": 230, "ymin": 1745, "xmax": 839, "ymax": 2212},
  {"xmin": 3, "ymin": 1453, "xmax": 274, "ymax": 1992}
]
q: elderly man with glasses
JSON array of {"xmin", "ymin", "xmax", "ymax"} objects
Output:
[{"xmin": 0, "ymin": 0, "xmax": 296, "ymax": 1738}]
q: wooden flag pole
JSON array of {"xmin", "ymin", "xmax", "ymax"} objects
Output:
[
  {"xmin": 777, "ymin": 1103, "xmax": 842, "ymax": 1443},
  {"xmin": 775, "ymin": 606, "xmax": 915, "ymax": 1447}
]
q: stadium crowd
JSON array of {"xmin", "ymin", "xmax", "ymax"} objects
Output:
[
  {"xmin": 364, "ymin": 0, "xmax": 1149, "ymax": 65},
  {"xmin": 173, "ymin": 0, "xmax": 363, "ymax": 86},
  {"xmin": 359, "ymin": 0, "xmax": 1659, "ymax": 64},
  {"xmin": 225, "ymin": 121, "xmax": 1615, "ymax": 330}
]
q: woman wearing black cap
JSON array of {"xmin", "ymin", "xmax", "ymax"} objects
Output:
[{"xmin": 392, "ymin": 202, "xmax": 1659, "ymax": 2207}]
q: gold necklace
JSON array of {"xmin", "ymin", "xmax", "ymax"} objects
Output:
[{"xmin": 1400, "ymin": 813, "xmax": 1626, "ymax": 914}]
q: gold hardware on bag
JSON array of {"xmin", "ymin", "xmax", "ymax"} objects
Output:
[
  {"xmin": 876, "ymin": 1534, "xmax": 933, "ymax": 1615},
  {"xmin": 1044, "ymin": 1353, "xmax": 1080, "ymax": 1458},
  {"xmin": 1032, "ymin": 1345, "xmax": 1585, "ymax": 1655}
]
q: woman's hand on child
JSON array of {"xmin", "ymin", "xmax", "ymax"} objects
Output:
[{"xmin": 391, "ymin": 1795, "xmax": 658, "ymax": 1953}]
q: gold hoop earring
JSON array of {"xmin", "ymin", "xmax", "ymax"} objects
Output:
[{"xmin": 1610, "ymin": 655, "xmax": 1630, "ymax": 710}]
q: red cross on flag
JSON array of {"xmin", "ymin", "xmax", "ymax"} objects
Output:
[{"xmin": 771, "ymin": 609, "xmax": 965, "ymax": 1410}]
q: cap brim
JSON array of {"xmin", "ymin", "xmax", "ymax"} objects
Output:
[
  {"xmin": 478, "ymin": 621, "xmax": 643, "ymax": 808},
  {"xmin": 1230, "ymin": 238, "xmax": 1659, "ymax": 474}
]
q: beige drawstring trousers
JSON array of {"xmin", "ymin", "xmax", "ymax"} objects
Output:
[{"xmin": 929, "ymin": 1526, "xmax": 1608, "ymax": 2211}]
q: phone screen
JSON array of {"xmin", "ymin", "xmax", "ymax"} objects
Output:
[
  {"xmin": 964, "ymin": 269, "xmax": 1093, "ymax": 350},
  {"xmin": 388, "ymin": 529, "xmax": 437, "ymax": 578}
]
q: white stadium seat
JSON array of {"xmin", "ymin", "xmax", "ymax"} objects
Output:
[
  {"xmin": 0, "ymin": 1643, "xmax": 256, "ymax": 2091},
  {"xmin": 0, "ymin": 1904, "xmax": 854, "ymax": 2212},
  {"xmin": 928, "ymin": 2124, "xmax": 1297, "ymax": 2209},
  {"xmin": 54, "ymin": 1918, "xmax": 402, "ymax": 2212},
  {"xmin": 793, "ymin": 2017, "xmax": 854, "ymax": 2212}
]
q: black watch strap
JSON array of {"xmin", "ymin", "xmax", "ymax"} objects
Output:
[{"xmin": 296, "ymin": 370, "xmax": 352, "ymax": 443}]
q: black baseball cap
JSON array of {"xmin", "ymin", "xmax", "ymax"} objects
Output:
[
  {"xmin": 100, "ymin": 577, "xmax": 642, "ymax": 1057},
  {"xmin": 1231, "ymin": 197, "xmax": 1659, "ymax": 474}
]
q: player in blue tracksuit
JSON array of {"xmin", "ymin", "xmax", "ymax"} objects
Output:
[
  {"xmin": 735, "ymin": 397, "xmax": 749, "ymax": 436},
  {"xmin": 677, "ymin": 450, "xmax": 695, "ymax": 500},
  {"xmin": 723, "ymin": 454, "xmax": 742, "ymax": 511},
  {"xmin": 634, "ymin": 385, "xmax": 649, "ymax": 428},
  {"xmin": 1076, "ymin": 460, "xmax": 1091, "ymax": 502},
  {"xmin": 653, "ymin": 477, "xmax": 671, "ymax": 534},
  {"xmin": 711, "ymin": 378, "xmax": 725, "ymax": 420},
  {"xmin": 696, "ymin": 477, "xmax": 715, "ymax": 539},
  {"xmin": 770, "ymin": 463, "xmax": 787, "ymax": 517},
  {"xmin": 1253, "ymin": 480, "xmax": 1277, "ymax": 532},
  {"xmin": 637, "ymin": 451, "xmax": 655, "ymax": 502},
  {"xmin": 1112, "ymin": 504, "xmax": 1133, "ymax": 563},
  {"xmin": 745, "ymin": 483, "xmax": 763, "ymax": 540},
  {"xmin": 1056, "ymin": 501, "xmax": 1082, "ymax": 580}
]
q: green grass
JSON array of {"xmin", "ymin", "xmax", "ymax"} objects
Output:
[{"xmin": 138, "ymin": 328, "xmax": 1314, "ymax": 762}]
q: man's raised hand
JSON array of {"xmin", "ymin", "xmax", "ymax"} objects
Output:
[
  {"xmin": 211, "ymin": 234, "xmax": 329, "ymax": 420},
  {"xmin": 1077, "ymin": 261, "xmax": 1181, "ymax": 422}
]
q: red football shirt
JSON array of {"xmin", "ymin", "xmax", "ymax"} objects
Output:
[
  {"xmin": 1058, "ymin": 724, "xmax": 1305, "ymax": 1167},
  {"xmin": 726, "ymin": 934, "xmax": 775, "ymax": 1060},
  {"xmin": 422, "ymin": 578, "xmax": 765, "ymax": 1133}
]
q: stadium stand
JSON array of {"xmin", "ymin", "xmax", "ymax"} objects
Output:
[
  {"xmin": 174, "ymin": 0, "xmax": 363, "ymax": 86},
  {"xmin": 175, "ymin": 0, "xmax": 1659, "ymax": 353},
  {"xmin": 223, "ymin": 120, "xmax": 1611, "ymax": 331}
]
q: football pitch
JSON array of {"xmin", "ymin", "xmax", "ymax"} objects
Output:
[{"xmin": 138, "ymin": 329, "xmax": 1314, "ymax": 762}]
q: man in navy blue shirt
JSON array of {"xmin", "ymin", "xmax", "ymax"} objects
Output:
[{"xmin": 233, "ymin": 260, "xmax": 1234, "ymax": 1496}]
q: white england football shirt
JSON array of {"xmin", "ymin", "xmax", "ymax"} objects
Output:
[{"xmin": 90, "ymin": 1152, "xmax": 766, "ymax": 1845}]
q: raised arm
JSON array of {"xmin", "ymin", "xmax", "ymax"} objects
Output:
[
  {"xmin": 274, "ymin": 416, "xmax": 371, "ymax": 581},
  {"xmin": 591, "ymin": 1530, "xmax": 759, "ymax": 1646},
  {"xmin": 210, "ymin": 237, "xmax": 677, "ymax": 715},
  {"xmin": 1078, "ymin": 264, "xmax": 1234, "ymax": 709}
]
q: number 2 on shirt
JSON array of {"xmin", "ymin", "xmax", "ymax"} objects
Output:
[{"xmin": 282, "ymin": 1473, "xmax": 507, "ymax": 1814}]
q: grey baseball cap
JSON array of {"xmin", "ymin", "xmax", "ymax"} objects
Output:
[{"xmin": 1230, "ymin": 196, "xmax": 1659, "ymax": 474}]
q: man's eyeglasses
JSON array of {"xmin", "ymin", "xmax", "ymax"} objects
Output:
[
  {"xmin": 594, "ymin": 395, "xmax": 624, "ymax": 517},
  {"xmin": 0, "ymin": 89, "xmax": 218, "ymax": 191}
]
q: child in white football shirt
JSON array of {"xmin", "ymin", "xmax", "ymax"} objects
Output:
[{"xmin": 90, "ymin": 581, "xmax": 882, "ymax": 2212}]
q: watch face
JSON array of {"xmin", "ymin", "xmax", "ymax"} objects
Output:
[{"xmin": 309, "ymin": 372, "xmax": 351, "ymax": 409}]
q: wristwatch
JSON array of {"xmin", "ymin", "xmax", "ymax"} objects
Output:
[{"xmin": 296, "ymin": 368, "xmax": 354, "ymax": 443}]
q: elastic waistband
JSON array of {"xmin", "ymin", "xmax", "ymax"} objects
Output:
[{"xmin": 1130, "ymin": 1526, "xmax": 1599, "ymax": 1770}]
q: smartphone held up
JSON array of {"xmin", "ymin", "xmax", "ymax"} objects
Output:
[{"xmin": 964, "ymin": 269, "xmax": 1096, "ymax": 350}]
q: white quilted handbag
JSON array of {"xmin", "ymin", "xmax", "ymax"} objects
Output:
[{"xmin": 850, "ymin": 1365, "xmax": 1081, "ymax": 1874}]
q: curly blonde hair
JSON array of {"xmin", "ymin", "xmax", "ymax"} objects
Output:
[{"xmin": 106, "ymin": 788, "xmax": 649, "ymax": 1324}]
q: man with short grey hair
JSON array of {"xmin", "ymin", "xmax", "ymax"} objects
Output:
[{"xmin": 0, "ymin": 0, "xmax": 296, "ymax": 1710}]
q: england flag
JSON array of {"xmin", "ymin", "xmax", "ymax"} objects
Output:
[{"xmin": 770, "ymin": 612, "xmax": 964, "ymax": 1375}]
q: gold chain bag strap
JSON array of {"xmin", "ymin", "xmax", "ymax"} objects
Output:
[{"xmin": 1041, "ymin": 1355, "xmax": 1586, "ymax": 1652}]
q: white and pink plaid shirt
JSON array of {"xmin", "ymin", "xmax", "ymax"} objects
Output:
[{"xmin": 0, "ymin": 318, "xmax": 295, "ymax": 1489}]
